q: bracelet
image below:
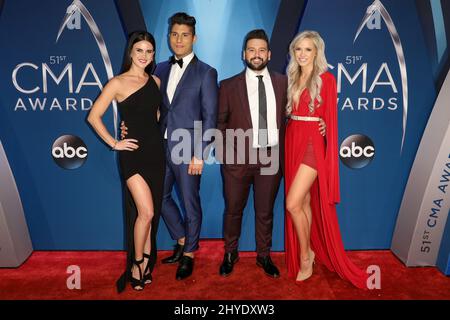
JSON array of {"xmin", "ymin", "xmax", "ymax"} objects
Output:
[{"xmin": 111, "ymin": 140, "xmax": 118, "ymax": 151}]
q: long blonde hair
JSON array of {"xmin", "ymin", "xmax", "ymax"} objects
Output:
[{"xmin": 286, "ymin": 31, "xmax": 328, "ymax": 115}]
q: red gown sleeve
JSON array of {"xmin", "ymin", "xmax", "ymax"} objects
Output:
[{"xmin": 323, "ymin": 73, "xmax": 340, "ymax": 204}]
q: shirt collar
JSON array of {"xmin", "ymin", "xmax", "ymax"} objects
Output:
[{"xmin": 245, "ymin": 66, "xmax": 270, "ymax": 80}]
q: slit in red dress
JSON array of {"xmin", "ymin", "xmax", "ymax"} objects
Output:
[{"xmin": 300, "ymin": 137, "xmax": 317, "ymax": 170}]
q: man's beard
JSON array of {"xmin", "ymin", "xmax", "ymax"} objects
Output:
[{"xmin": 245, "ymin": 57, "xmax": 268, "ymax": 71}]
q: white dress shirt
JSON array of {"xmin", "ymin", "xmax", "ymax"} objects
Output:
[
  {"xmin": 245, "ymin": 67, "xmax": 278, "ymax": 148},
  {"xmin": 165, "ymin": 51, "xmax": 195, "ymax": 139}
]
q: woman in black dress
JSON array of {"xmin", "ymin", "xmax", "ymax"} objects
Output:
[{"xmin": 87, "ymin": 31, "xmax": 165, "ymax": 292}]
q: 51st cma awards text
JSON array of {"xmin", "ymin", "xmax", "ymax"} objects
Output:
[
  {"xmin": 12, "ymin": 59, "xmax": 103, "ymax": 111},
  {"xmin": 11, "ymin": 57, "xmax": 401, "ymax": 113},
  {"xmin": 335, "ymin": 60, "xmax": 400, "ymax": 111}
]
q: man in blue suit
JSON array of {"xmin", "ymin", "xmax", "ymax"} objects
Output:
[
  {"xmin": 152, "ymin": 12, "xmax": 218, "ymax": 280},
  {"xmin": 122, "ymin": 13, "xmax": 217, "ymax": 280}
]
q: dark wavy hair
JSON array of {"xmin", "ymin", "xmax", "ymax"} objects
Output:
[
  {"xmin": 120, "ymin": 31, "xmax": 156, "ymax": 74},
  {"xmin": 243, "ymin": 29, "xmax": 270, "ymax": 51},
  {"xmin": 169, "ymin": 12, "xmax": 196, "ymax": 35}
]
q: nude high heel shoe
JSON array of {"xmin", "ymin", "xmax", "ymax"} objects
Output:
[{"xmin": 296, "ymin": 249, "xmax": 315, "ymax": 282}]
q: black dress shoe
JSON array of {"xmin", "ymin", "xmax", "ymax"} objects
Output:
[
  {"xmin": 219, "ymin": 251, "xmax": 239, "ymax": 277},
  {"xmin": 176, "ymin": 256, "xmax": 194, "ymax": 280},
  {"xmin": 256, "ymin": 256, "xmax": 280, "ymax": 278},
  {"xmin": 161, "ymin": 243, "xmax": 184, "ymax": 264}
]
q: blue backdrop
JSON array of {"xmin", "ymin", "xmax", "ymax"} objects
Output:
[
  {"xmin": 0, "ymin": 0, "xmax": 444, "ymax": 252},
  {"xmin": 0, "ymin": 0, "xmax": 126, "ymax": 249}
]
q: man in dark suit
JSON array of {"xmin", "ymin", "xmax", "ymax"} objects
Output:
[{"xmin": 217, "ymin": 29, "xmax": 324, "ymax": 278}]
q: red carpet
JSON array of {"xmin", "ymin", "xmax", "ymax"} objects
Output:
[{"xmin": 0, "ymin": 240, "xmax": 448, "ymax": 300}]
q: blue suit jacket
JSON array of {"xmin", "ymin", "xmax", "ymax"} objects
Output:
[{"xmin": 154, "ymin": 56, "xmax": 219, "ymax": 160}]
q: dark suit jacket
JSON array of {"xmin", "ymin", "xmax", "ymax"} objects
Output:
[
  {"xmin": 217, "ymin": 70, "xmax": 287, "ymax": 176},
  {"xmin": 155, "ymin": 56, "xmax": 218, "ymax": 159}
]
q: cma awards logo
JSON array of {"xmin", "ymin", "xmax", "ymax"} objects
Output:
[
  {"xmin": 52, "ymin": 135, "xmax": 88, "ymax": 169},
  {"xmin": 11, "ymin": 0, "xmax": 118, "ymax": 138},
  {"xmin": 333, "ymin": 0, "xmax": 408, "ymax": 152}
]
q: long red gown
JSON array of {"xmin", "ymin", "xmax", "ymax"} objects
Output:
[{"xmin": 284, "ymin": 71, "xmax": 368, "ymax": 289}]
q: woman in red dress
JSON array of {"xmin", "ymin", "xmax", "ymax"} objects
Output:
[{"xmin": 284, "ymin": 31, "xmax": 368, "ymax": 288}]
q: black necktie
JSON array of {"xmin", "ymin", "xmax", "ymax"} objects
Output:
[
  {"xmin": 256, "ymin": 75, "xmax": 268, "ymax": 147},
  {"xmin": 170, "ymin": 56, "xmax": 183, "ymax": 68}
]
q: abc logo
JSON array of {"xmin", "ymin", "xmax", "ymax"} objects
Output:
[
  {"xmin": 339, "ymin": 134, "xmax": 375, "ymax": 169},
  {"xmin": 52, "ymin": 135, "xmax": 88, "ymax": 169}
]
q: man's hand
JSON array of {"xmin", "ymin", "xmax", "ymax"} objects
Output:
[
  {"xmin": 120, "ymin": 121, "xmax": 128, "ymax": 140},
  {"xmin": 318, "ymin": 118, "xmax": 326, "ymax": 136},
  {"xmin": 188, "ymin": 156, "xmax": 203, "ymax": 175}
]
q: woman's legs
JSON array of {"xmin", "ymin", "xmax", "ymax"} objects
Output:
[
  {"xmin": 286, "ymin": 164, "xmax": 318, "ymax": 280},
  {"xmin": 126, "ymin": 174, "xmax": 154, "ymax": 290}
]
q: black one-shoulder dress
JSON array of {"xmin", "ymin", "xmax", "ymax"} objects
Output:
[{"xmin": 115, "ymin": 76, "xmax": 165, "ymax": 292}]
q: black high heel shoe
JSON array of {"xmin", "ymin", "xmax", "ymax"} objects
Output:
[
  {"xmin": 143, "ymin": 253, "xmax": 153, "ymax": 285},
  {"xmin": 130, "ymin": 257, "xmax": 145, "ymax": 291}
]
